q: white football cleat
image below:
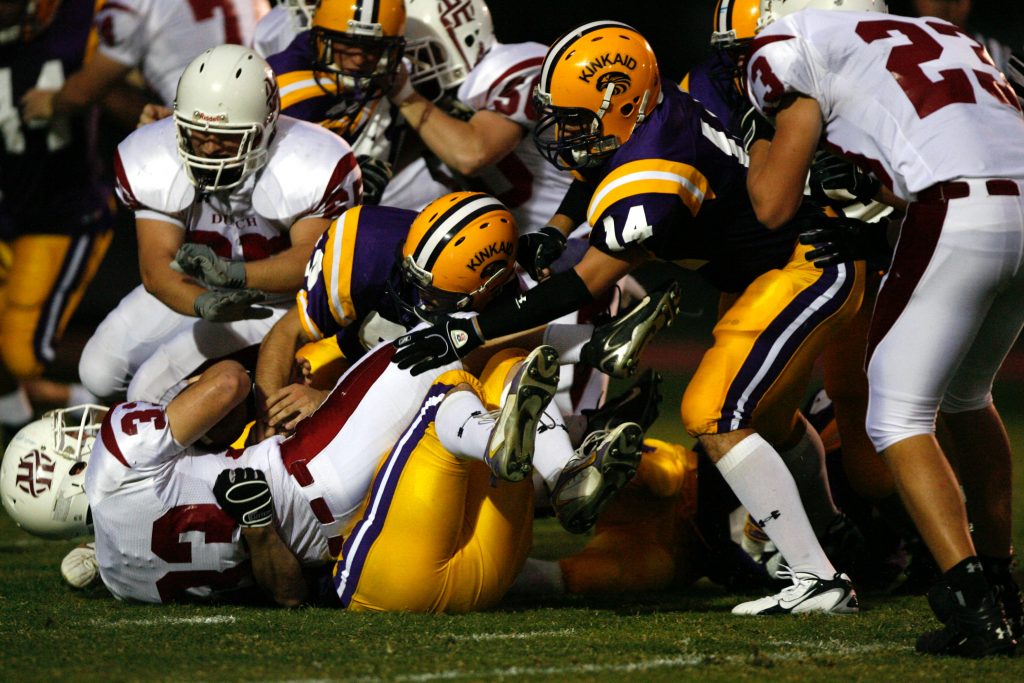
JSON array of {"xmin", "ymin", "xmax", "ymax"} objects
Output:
[
  {"xmin": 483, "ymin": 345, "xmax": 560, "ymax": 482},
  {"xmin": 731, "ymin": 568, "xmax": 859, "ymax": 615}
]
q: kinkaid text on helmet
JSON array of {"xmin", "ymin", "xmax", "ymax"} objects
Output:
[{"xmin": 578, "ymin": 53, "xmax": 638, "ymax": 84}]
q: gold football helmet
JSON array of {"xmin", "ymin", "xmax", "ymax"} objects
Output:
[
  {"xmin": 397, "ymin": 192, "xmax": 518, "ymax": 319},
  {"xmin": 711, "ymin": 0, "xmax": 763, "ymax": 48},
  {"xmin": 533, "ymin": 21, "xmax": 661, "ymax": 171},
  {"xmin": 311, "ymin": 0, "xmax": 407, "ymax": 104}
]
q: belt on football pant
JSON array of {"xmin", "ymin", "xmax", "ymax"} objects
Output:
[{"xmin": 916, "ymin": 179, "xmax": 1021, "ymax": 202}]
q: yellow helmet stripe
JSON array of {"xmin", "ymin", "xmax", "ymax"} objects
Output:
[
  {"xmin": 540, "ymin": 20, "xmax": 633, "ymax": 94},
  {"xmin": 324, "ymin": 207, "xmax": 362, "ymax": 324},
  {"xmin": 587, "ymin": 159, "xmax": 716, "ymax": 224},
  {"xmin": 413, "ymin": 194, "xmax": 506, "ymax": 271}
]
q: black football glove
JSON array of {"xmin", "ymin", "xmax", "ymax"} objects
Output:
[
  {"xmin": 213, "ymin": 467, "xmax": 273, "ymax": 527},
  {"xmin": 809, "ymin": 150, "xmax": 881, "ymax": 205},
  {"xmin": 171, "ymin": 243, "xmax": 247, "ymax": 289},
  {"xmin": 517, "ymin": 226, "xmax": 567, "ymax": 280},
  {"xmin": 392, "ymin": 316, "xmax": 485, "ymax": 376},
  {"xmin": 739, "ymin": 104, "xmax": 775, "ymax": 152},
  {"xmin": 356, "ymin": 154, "xmax": 394, "ymax": 206},
  {"xmin": 193, "ymin": 289, "xmax": 273, "ymax": 322},
  {"xmin": 799, "ymin": 217, "xmax": 892, "ymax": 270}
]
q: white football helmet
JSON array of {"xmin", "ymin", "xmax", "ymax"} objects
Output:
[
  {"xmin": 404, "ymin": 0, "xmax": 495, "ymax": 100},
  {"xmin": 173, "ymin": 45, "xmax": 281, "ymax": 192},
  {"xmin": 760, "ymin": 0, "xmax": 888, "ymax": 28},
  {"xmin": 0, "ymin": 405, "xmax": 107, "ymax": 540},
  {"xmin": 285, "ymin": 0, "xmax": 318, "ymax": 30}
]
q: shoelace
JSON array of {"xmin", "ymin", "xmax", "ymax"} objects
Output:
[
  {"xmin": 574, "ymin": 429, "xmax": 611, "ymax": 461},
  {"xmin": 775, "ymin": 565, "xmax": 822, "ymax": 598}
]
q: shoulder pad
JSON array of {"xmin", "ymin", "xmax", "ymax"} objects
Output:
[{"xmin": 115, "ymin": 118, "xmax": 195, "ymax": 213}]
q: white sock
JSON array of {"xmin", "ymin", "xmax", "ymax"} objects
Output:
[
  {"xmin": 67, "ymin": 383, "xmax": 100, "ymax": 408},
  {"xmin": 715, "ymin": 433, "xmax": 835, "ymax": 576},
  {"xmin": 777, "ymin": 415, "xmax": 839, "ymax": 537},
  {"xmin": 530, "ymin": 401, "xmax": 575, "ymax": 492},
  {"xmin": 0, "ymin": 386, "xmax": 32, "ymax": 426},
  {"xmin": 435, "ymin": 390, "xmax": 491, "ymax": 462},
  {"xmin": 506, "ymin": 557, "xmax": 565, "ymax": 597},
  {"xmin": 543, "ymin": 323, "xmax": 594, "ymax": 365}
]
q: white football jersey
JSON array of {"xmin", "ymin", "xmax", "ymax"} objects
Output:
[
  {"xmin": 748, "ymin": 11, "xmax": 1024, "ymax": 199},
  {"xmin": 93, "ymin": 0, "xmax": 264, "ymax": 104},
  {"xmin": 86, "ymin": 402, "xmax": 328, "ymax": 603},
  {"xmin": 251, "ymin": 5, "xmax": 300, "ymax": 59},
  {"xmin": 114, "ymin": 116, "xmax": 360, "ymax": 271}
]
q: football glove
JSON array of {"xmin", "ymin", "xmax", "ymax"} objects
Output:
[
  {"xmin": 213, "ymin": 467, "xmax": 274, "ymax": 528},
  {"xmin": 799, "ymin": 217, "xmax": 892, "ymax": 270},
  {"xmin": 194, "ymin": 289, "xmax": 273, "ymax": 322},
  {"xmin": 392, "ymin": 316, "xmax": 484, "ymax": 376},
  {"xmin": 172, "ymin": 243, "xmax": 247, "ymax": 289},
  {"xmin": 356, "ymin": 155, "xmax": 393, "ymax": 206},
  {"xmin": 739, "ymin": 104, "xmax": 775, "ymax": 152},
  {"xmin": 517, "ymin": 226, "xmax": 567, "ymax": 280},
  {"xmin": 809, "ymin": 150, "xmax": 881, "ymax": 205},
  {"xmin": 61, "ymin": 542, "xmax": 99, "ymax": 589}
]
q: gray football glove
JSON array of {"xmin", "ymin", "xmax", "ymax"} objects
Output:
[
  {"xmin": 194, "ymin": 289, "xmax": 272, "ymax": 322},
  {"xmin": 172, "ymin": 243, "xmax": 247, "ymax": 289}
]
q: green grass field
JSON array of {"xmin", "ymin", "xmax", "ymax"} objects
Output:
[{"xmin": 2, "ymin": 339, "xmax": 1024, "ymax": 681}]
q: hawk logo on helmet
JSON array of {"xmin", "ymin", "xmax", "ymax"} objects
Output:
[
  {"xmin": 16, "ymin": 450, "xmax": 55, "ymax": 497},
  {"xmin": 438, "ymin": 0, "xmax": 476, "ymax": 30},
  {"xmin": 579, "ymin": 53, "xmax": 638, "ymax": 84},
  {"xmin": 596, "ymin": 72, "xmax": 632, "ymax": 96}
]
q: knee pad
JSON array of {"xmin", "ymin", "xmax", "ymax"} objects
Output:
[
  {"xmin": 865, "ymin": 391, "xmax": 938, "ymax": 452},
  {"xmin": 478, "ymin": 348, "xmax": 528, "ymax": 409},
  {"xmin": 78, "ymin": 338, "xmax": 127, "ymax": 400}
]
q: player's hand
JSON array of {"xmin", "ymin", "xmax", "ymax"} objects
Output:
[
  {"xmin": 356, "ymin": 155, "xmax": 393, "ymax": 206},
  {"xmin": 392, "ymin": 316, "xmax": 484, "ymax": 375},
  {"xmin": 264, "ymin": 383, "xmax": 329, "ymax": 432},
  {"xmin": 20, "ymin": 88, "xmax": 56, "ymax": 123},
  {"xmin": 809, "ymin": 150, "xmax": 881, "ymax": 205},
  {"xmin": 213, "ymin": 468, "xmax": 273, "ymax": 527},
  {"xmin": 388, "ymin": 61, "xmax": 416, "ymax": 105},
  {"xmin": 193, "ymin": 289, "xmax": 272, "ymax": 322},
  {"xmin": 61, "ymin": 542, "xmax": 99, "ymax": 589},
  {"xmin": 138, "ymin": 103, "xmax": 173, "ymax": 128},
  {"xmin": 517, "ymin": 226, "xmax": 567, "ymax": 281},
  {"xmin": 172, "ymin": 243, "xmax": 247, "ymax": 289},
  {"xmin": 799, "ymin": 217, "xmax": 891, "ymax": 270},
  {"xmin": 739, "ymin": 104, "xmax": 774, "ymax": 152}
]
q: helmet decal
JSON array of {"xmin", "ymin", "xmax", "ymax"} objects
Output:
[{"xmin": 15, "ymin": 450, "xmax": 55, "ymax": 497}]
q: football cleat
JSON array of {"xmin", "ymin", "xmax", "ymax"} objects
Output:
[
  {"xmin": 580, "ymin": 281, "xmax": 682, "ymax": 378},
  {"xmin": 731, "ymin": 568, "xmax": 859, "ymax": 615},
  {"xmin": 916, "ymin": 587, "xmax": 1017, "ymax": 658},
  {"xmin": 581, "ymin": 368, "xmax": 663, "ymax": 433},
  {"xmin": 483, "ymin": 346, "xmax": 560, "ymax": 482},
  {"xmin": 550, "ymin": 422, "xmax": 644, "ymax": 534}
]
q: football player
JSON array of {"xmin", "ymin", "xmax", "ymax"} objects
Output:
[
  {"xmin": 392, "ymin": 20, "xmax": 868, "ymax": 616},
  {"xmin": 20, "ymin": 0, "xmax": 265, "ymax": 124},
  {"xmin": 256, "ymin": 191, "xmax": 647, "ymax": 535},
  {"xmin": 744, "ymin": 0, "xmax": 1024, "ymax": 656},
  {"xmin": 266, "ymin": 0, "xmax": 407, "ymax": 205},
  {"xmin": 77, "ymin": 44, "xmax": 361, "ymax": 406},
  {"xmin": 0, "ymin": 0, "xmax": 115, "ymax": 428}
]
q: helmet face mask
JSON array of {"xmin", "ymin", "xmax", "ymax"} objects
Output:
[
  {"xmin": 0, "ymin": 404, "xmax": 107, "ymax": 540},
  {"xmin": 533, "ymin": 21, "xmax": 661, "ymax": 172},
  {"xmin": 404, "ymin": 0, "xmax": 495, "ymax": 101},
  {"xmin": 173, "ymin": 45, "xmax": 280, "ymax": 193},
  {"xmin": 396, "ymin": 192, "xmax": 518, "ymax": 321},
  {"xmin": 284, "ymin": 0, "xmax": 318, "ymax": 30},
  {"xmin": 311, "ymin": 0, "xmax": 407, "ymax": 106}
]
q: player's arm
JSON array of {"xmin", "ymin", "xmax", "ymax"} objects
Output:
[
  {"xmin": 136, "ymin": 216, "xmax": 210, "ymax": 316},
  {"xmin": 519, "ymin": 179, "xmax": 595, "ymax": 280},
  {"xmin": 398, "ymin": 91, "xmax": 525, "ymax": 175},
  {"xmin": 240, "ymin": 526, "xmax": 308, "ymax": 608},
  {"xmin": 746, "ymin": 94, "xmax": 822, "ymax": 228},
  {"xmin": 20, "ymin": 51, "xmax": 132, "ymax": 121},
  {"xmin": 164, "ymin": 360, "xmax": 253, "ymax": 447},
  {"xmin": 243, "ymin": 216, "xmax": 330, "ymax": 293},
  {"xmin": 254, "ymin": 307, "xmax": 323, "ymax": 438}
]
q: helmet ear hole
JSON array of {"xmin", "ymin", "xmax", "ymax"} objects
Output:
[{"xmin": 620, "ymin": 102, "xmax": 634, "ymax": 117}]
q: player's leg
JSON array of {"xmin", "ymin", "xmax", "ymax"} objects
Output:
[
  {"xmin": 683, "ymin": 246, "xmax": 864, "ymax": 614},
  {"xmin": 79, "ymin": 284, "xmax": 193, "ymax": 401}
]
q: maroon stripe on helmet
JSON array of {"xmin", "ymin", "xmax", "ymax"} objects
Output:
[
  {"xmin": 279, "ymin": 343, "xmax": 395, "ymax": 471},
  {"xmin": 100, "ymin": 408, "xmax": 130, "ymax": 468},
  {"xmin": 865, "ymin": 201, "xmax": 946, "ymax": 366}
]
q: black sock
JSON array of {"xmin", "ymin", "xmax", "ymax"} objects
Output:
[{"xmin": 944, "ymin": 556, "xmax": 992, "ymax": 608}]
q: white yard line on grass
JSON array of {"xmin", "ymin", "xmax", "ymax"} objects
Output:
[
  {"xmin": 445, "ymin": 628, "xmax": 576, "ymax": 641},
  {"xmin": 93, "ymin": 615, "xmax": 237, "ymax": 627}
]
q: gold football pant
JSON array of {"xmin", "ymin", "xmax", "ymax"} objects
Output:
[
  {"xmin": 0, "ymin": 231, "xmax": 112, "ymax": 378},
  {"xmin": 559, "ymin": 439, "xmax": 705, "ymax": 593},
  {"xmin": 681, "ymin": 243, "xmax": 865, "ymax": 445},
  {"xmin": 334, "ymin": 356, "xmax": 534, "ymax": 613}
]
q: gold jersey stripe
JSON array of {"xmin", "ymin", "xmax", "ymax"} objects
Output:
[
  {"xmin": 324, "ymin": 207, "xmax": 361, "ymax": 325},
  {"xmin": 587, "ymin": 159, "xmax": 716, "ymax": 225},
  {"xmin": 296, "ymin": 290, "xmax": 325, "ymax": 342}
]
